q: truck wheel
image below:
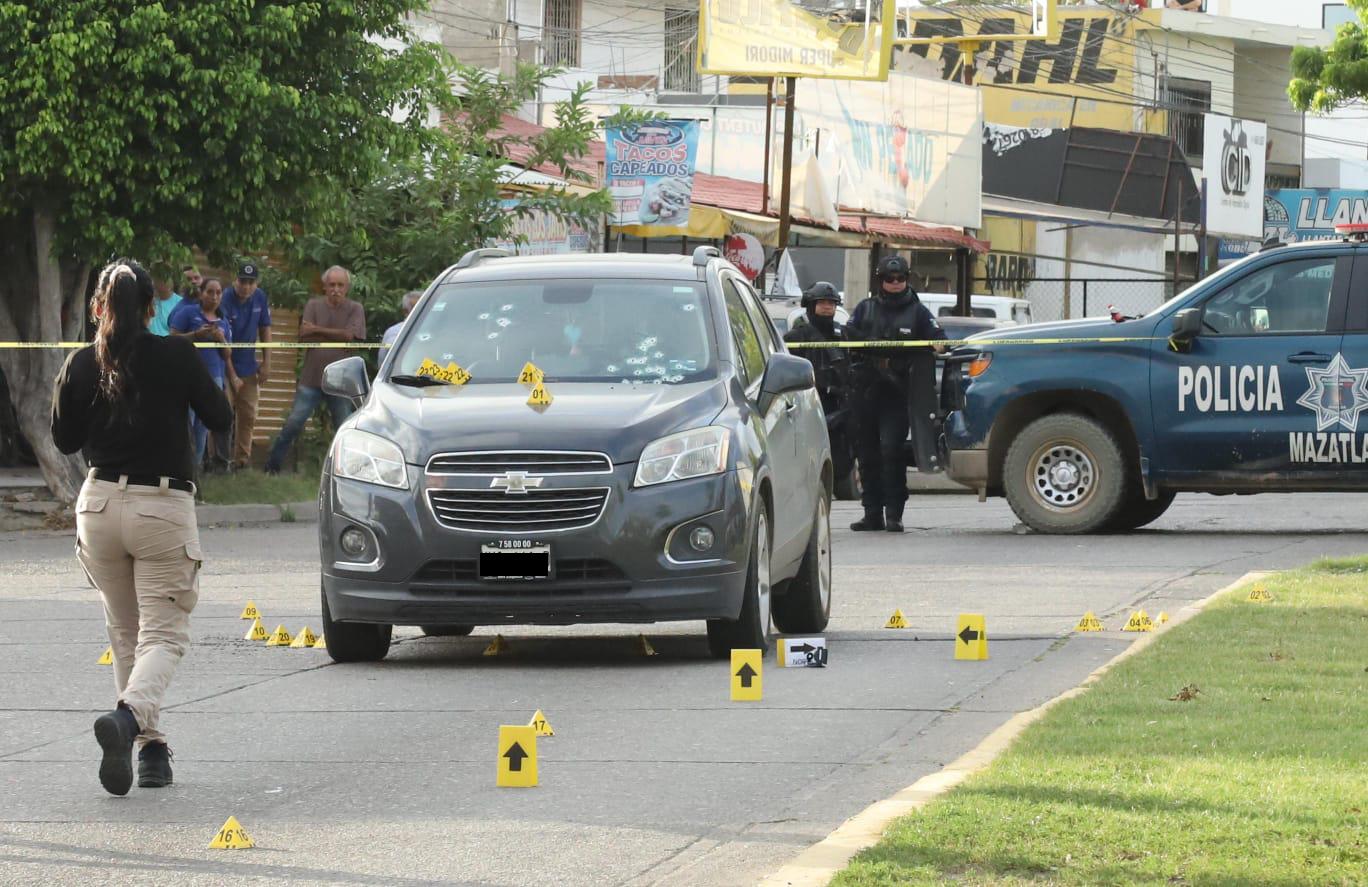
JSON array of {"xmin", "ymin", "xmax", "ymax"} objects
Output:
[
  {"xmin": 321, "ymin": 584, "xmax": 392, "ymax": 663},
  {"xmin": 706, "ymin": 506, "xmax": 773, "ymax": 658},
  {"xmin": 1003, "ymin": 413, "xmax": 1126, "ymax": 534},
  {"xmin": 773, "ymin": 490, "xmax": 832, "ymax": 634},
  {"xmin": 1108, "ymin": 490, "xmax": 1176, "ymax": 532}
]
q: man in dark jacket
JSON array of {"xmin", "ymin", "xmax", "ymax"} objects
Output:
[
  {"xmin": 848, "ymin": 255, "xmax": 946, "ymax": 533},
  {"xmin": 785, "ymin": 282, "xmax": 858, "ymax": 493}
]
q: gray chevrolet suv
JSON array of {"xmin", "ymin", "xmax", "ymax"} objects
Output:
[{"xmin": 317, "ymin": 247, "xmax": 834, "ymax": 662}]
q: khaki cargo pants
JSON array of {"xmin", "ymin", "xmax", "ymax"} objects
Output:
[{"xmin": 75, "ymin": 472, "xmax": 201, "ymax": 748}]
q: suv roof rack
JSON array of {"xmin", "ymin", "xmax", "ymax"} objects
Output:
[
  {"xmin": 692, "ymin": 246, "xmax": 722, "ymax": 267},
  {"xmin": 455, "ymin": 248, "xmax": 512, "ymax": 269}
]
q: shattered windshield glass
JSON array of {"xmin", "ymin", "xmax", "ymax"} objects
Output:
[{"xmin": 391, "ymin": 278, "xmax": 716, "ymax": 385}]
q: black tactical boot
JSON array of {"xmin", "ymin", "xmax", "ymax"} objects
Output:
[
  {"xmin": 138, "ymin": 741, "xmax": 174, "ymax": 788},
  {"xmin": 885, "ymin": 507, "xmax": 905, "ymax": 533},
  {"xmin": 851, "ymin": 510, "xmax": 885, "ymax": 532},
  {"xmin": 93, "ymin": 705, "xmax": 139, "ymax": 796}
]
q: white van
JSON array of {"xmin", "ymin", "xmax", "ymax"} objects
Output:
[{"xmin": 917, "ymin": 293, "xmax": 1032, "ymax": 327}]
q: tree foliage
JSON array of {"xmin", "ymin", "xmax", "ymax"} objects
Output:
[
  {"xmin": 277, "ymin": 63, "xmax": 615, "ymax": 337},
  {"xmin": 1289, "ymin": 0, "xmax": 1368, "ymax": 112}
]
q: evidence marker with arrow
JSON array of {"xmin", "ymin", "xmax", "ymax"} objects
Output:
[
  {"xmin": 777, "ymin": 637, "xmax": 828, "ymax": 668},
  {"xmin": 731, "ymin": 648, "xmax": 763, "ymax": 701},
  {"xmin": 954, "ymin": 614, "xmax": 989, "ymax": 661},
  {"xmin": 496, "ymin": 725, "xmax": 538, "ymax": 787}
]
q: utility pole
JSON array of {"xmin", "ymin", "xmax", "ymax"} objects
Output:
[{"xmin": 773, "ymin": 76, "xmax": 798, "ymax": 295}]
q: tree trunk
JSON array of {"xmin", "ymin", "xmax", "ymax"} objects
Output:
[{"xmin": 0, "ymin": 207, "xmax": 90, "ymax": 503}]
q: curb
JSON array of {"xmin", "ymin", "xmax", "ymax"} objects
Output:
[
  {"xmin": 756, "ymin": 570, "xmax": 1274, "ymax": 887},
  {"xmin": 196, "ymin": 500, "xmax": 318, "ymax": 527}
]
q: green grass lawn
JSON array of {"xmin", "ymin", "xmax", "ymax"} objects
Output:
[
  {"xmin": 196, "ymin": 468, "xmax": 319, "ymax": 506},
  {"xmin": 834, "ymin": 561, "xmax": 1368, "ymax": 887}
]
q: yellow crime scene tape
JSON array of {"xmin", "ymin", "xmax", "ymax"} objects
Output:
[{"xmin": 1, "ymin": 337, "xmax": 1160, "ymax": 350}]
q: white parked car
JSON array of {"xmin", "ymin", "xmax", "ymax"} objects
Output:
[{"xmin": 918, "ymin": 293, "xmax": 1032, "ymax": 326}]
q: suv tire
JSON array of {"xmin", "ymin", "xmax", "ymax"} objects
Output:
[
  {"xmin": 773, "ymin": 490, "xmax": 832, "ymax": 633},
  {"xmin": 321, "ymin": 584, "xmax": 392, "ymax": 662},
  {"xmin": 707, "ymin": 506, "xmax": 773, "ymax": 658},
  {"xmin": 1003, "ymin": 413, "xmax": 1126, "ymax": 534}
]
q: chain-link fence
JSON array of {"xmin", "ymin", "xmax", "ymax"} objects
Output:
[{"xmin": 974, "ymin": 278, "xmax": 1178, "ymax": 323}]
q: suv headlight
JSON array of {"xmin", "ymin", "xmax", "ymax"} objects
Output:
[
  {"xmin": 634, "ymin": 426, "xmax": 730, "ymax": 487},
  {"xmin": 332, "ymin": 429, "xmax": 409, "ymax": 489}
]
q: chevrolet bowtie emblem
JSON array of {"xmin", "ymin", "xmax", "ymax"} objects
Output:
[{"xmin": 491, "ymin": 471, "xmax": 544, "ymax": 494}]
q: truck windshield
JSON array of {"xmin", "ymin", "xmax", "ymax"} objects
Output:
[{"xmin": 390, "ymin": 278, "xmax": 715, "ymax": 385}]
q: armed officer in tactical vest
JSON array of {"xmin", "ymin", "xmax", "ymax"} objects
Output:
[
  {"xmin": 785, "ymin": 282, "xmax": 858, "ymax": 492},
  {"xmin": 848, "ymin": 255, "xmax": 946, "ymax": 533}
]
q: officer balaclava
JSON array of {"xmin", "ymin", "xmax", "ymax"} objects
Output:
[
  {"xmin": 875, "ymin": 255, "xmax": 914, "ymax": 307},
  {"xmin": 801, "ymin": 281, "xmax": 841, "ymax": 334}
]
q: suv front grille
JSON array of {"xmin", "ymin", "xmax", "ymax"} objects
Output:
[
  {"xmin": 411, "ymin": 558, "xmax": 626, "ymax": 585},
  {"xmin": 426, "ymin": 451, "xmax": 612, "ymax": 475},
  {"xmin": 426, "ymin": 487, "xmax": 611, "ymax": 532}
]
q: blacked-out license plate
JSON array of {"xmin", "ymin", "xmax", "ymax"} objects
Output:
[{"xmin": 480, "ymin": 542, "xmax": 551, "ymax": 580}]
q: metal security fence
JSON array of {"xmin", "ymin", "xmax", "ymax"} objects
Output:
[{"xmin": 974, "ymin": 278, "xmax": 1176, "ymax": 323}]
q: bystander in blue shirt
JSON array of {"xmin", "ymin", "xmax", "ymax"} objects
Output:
[
  {"xmin": 220, "ymin": 284, "xmax": 272, "ymax": 378},
  {"xmin": 148, "ymin": 292, "xmax": 183, "ymax": 336}
]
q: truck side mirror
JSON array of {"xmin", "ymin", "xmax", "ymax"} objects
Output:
[{"xmin": 1171, "ymin": 308, "xmax": 1202, "ymax": 344}]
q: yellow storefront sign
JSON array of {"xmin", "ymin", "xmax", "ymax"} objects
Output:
[
  {"xmin": 897, "ymin": 8, "xmax": 1155, "ymax": 134},
  {"xmin": 699, "ymin": 0, "xmax": 895, "ymax": 82}
]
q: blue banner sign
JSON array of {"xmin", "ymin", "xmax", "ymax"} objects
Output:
[
  {"xmin": 1219, "ymin": 189, "xmax": 1368, "ymax": 264},
  {"xmin": 606, "ymin": 120, "xmax": 701, "ymax": 231}
]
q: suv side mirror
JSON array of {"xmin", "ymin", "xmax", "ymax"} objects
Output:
[
  {"xmin": 1171, "ymin": 308, "xmax": 1202, "ymax": 342},
  {"xmin": 322, "ymin": 356, "xmax": 371, "ymax": 406},
  {"xmin": 758, "ymin": 353, "xmax": 815, "ymax": 415}
]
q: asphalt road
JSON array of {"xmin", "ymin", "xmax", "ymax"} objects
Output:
[{"xmin": 3, "ymin": 492, "xmax": 1368, "ymax": 886}]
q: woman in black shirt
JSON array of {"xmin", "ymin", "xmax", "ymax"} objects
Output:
[{"xmin": 51, "ymin": 259, "xmax": 232, "ymax": 795}]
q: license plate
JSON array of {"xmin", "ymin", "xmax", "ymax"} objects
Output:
[{"xmin": 480, "ymin": 542, "xmax": 551, "ymax": 580}]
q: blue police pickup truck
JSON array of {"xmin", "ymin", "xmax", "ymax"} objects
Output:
[{"xmin": 943, "ymin": 237, "xmax": 1368, "ymax": 533}]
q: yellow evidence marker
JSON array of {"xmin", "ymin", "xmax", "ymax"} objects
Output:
[
  {"xmin": 1122, "ymin": 610, "xmax": 1155, "ymax": 632},
  {"xmin": 1158, "ymin": 611, "xmax": 1171, "ymax": 624},
  {"xmin": 730, "ymin": 649, "xmax": 763, "ymax": 701},
  {"xmin": 955, "ymin": 614, "xmax": 989, "ymax": 660},
  {"xmin": 529, "ymin": 709, "xmax": 555, "ymax": 737},
  {"xmin": 527, "ymin": 383, "xmax": 553, "ymax": 407},
  {"xmin": 883, "ymin": 609, "xmax": 908, "ymax": 629},
  {"xmin": 312, "ymin": 633, "xmax": 327, "ymax": 649},
  {"xmin": 239, "ymin": 600, "xmax": 260, "ymax": 620},
  {"xmin": 416, "ymin": 357, "xmax": 471, "ymax": 385},
  {"xmin": 483, "ymin": 634, "xmax": 508, "ymax": 656},
  {"xmin": 497, "ymin": 725, "xmax": 538, "ymax": 787},
  {"xmin": 97, "ymin": 646, "xmax": 114, "ymax": 666},
  {"xmin": 636, "ymin": 634, "xmax": 658, "ymax": 657},
  {"xmin": 518, "ymin": 362, "xmax": 545, "ymax": 386},
  {"xmin": 1075, "ymin": 611, "xmax": 1104, "ymax": 632},
  {"xmin": 243, "ymin": 617, "xmax": 269, "ymax": 642},
  {"xmin": 289, "ymin": 626, "xmax": 319, "ymax": 648},
  {"xmin": 1248, "ymin": 586, "xmax": 1273, "ymax": 602},
  {"xmin": 207, "ymin": 815, "xmax": 255, "ymax": 849},
  {"xmin": 266, "ymin": 624, "xmax": 293, "ymax": 646}
]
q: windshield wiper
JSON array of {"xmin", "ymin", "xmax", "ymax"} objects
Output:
[{"xmin": 390, "ymin": 374, "xmax": 452, "ymax": 388}]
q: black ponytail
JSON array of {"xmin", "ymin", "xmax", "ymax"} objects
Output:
[{"xmin": 92, "ymin": 258, "xmax": 154, "ymax": 417}]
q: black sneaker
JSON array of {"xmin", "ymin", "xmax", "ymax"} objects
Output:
[
  {"xmin": 138, "ymin": 742, "xmax": 174, "ymax": 788},
  {"xmin": 93, "ymin": 706, "xmax": 139, "ymax": 796},
  {"xmin": 851, "ymin": 513, "xmax": 886, "ymax": 532},
  {"xmin": 885, "ymin": 520, "xmax": 905, "ymax": 533}
]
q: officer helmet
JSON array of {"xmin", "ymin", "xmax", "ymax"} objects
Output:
[
  {"xmin": 801, "ymin": 281, "xmax": 841, "ymax": 308},
  {"xmin": 876, "ymin": 255, "xmax": 911, "ymax": 282}
]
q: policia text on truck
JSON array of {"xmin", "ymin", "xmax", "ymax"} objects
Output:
[{"xmin": 942, "ymin": 231, "xmax": 1368, "ymax": 534}]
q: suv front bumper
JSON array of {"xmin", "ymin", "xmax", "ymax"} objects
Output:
[{"xmin": 320, "ymin": 465, "xmax": 750, "ymax": 626}]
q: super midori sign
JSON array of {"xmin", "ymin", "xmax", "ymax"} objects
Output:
[{"xmin": 699, "ymin": 0, "xmax": 895, "ymax": 81}]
